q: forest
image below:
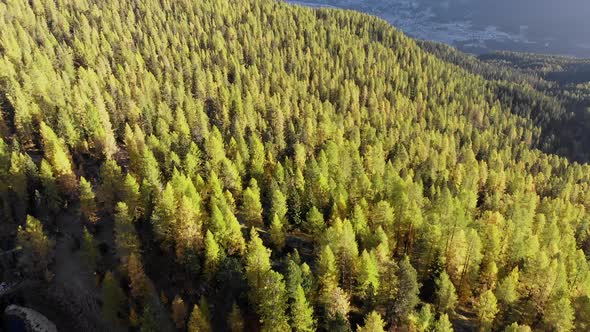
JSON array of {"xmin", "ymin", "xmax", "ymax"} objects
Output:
[
  {"xmin": 419, "ymin": 41, "xmax": 590, "ymax": 163},
  {"xmin": 0, "ymin": 0, "xmax": 590, "ymax": 331}
]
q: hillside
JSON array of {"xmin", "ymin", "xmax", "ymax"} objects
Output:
[
  {"xmin": 419, "ymin": 41, "xmax": 590, "ymax": 163},
  {"xmin": 1, "ymin": 0, "xmax": 589, "ymax": 331}
]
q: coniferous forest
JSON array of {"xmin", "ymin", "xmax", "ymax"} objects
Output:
[{"xmin": 1, "ymin": 0, "xmax": 590, "ymax": 331}]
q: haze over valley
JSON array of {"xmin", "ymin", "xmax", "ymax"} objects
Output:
[{"xmin": 288, "ymin": 0, "xmax": 590, "ymax": 57}]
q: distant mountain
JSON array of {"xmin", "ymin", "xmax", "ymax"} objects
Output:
[{"xmin": 287, "ymin": 0, "xmax": 590, "ymax": 57}]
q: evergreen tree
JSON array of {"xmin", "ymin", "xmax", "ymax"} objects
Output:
[
  {"xmin": 79, "ymin": 176, "xmax": 97, "ymax": 223},
  {"xmin": 114, "ymin": 202, "xmax": 140, "ymax": 263},
  {"xmin": 503, "ymin": 322, "xmax": 532, "ymax": 332},
  {"xmin": 171, "ymin": 295, "xmax": 188, "ymax": 329},
  {"xmin": 270, "ymin": 213, "xmax": 286, "ymax": 251},
  {"xmin": 151, "ymin": 183, "xmax": 176, "ymax": 249},
  {"xmin": 435, "ymin": 271, "xmax": 458, "ymax": 314},
  {"xmin": 357, "ymin": 249, "xmax": 380, "ymax": 299},
  {"xmin": 127, "ymin": 253, "xmax": 149, "ymax": 300},
  {"xmin": 270, "ymin": 188, "xmax": 288, "ymax": 223},
  {"xmin": 475, "ymin": 290, "xmax": 499, "ymax": 332},
  {"xmin": 357, "ymin": 311, "xmax": 386, "ymax": 332},
  {"xmin": 227, "ymin": 302, "xmax": 245, "ymax": 332},
  {"xmin": 257, "ymin": 270, "xmax": 290, "ymax": 331},
  {"xmin": 102, "ymin": 271, "xmax": 125, "ymax": 323},
  {"xmin": 433, "ymin": 314, "xmax": 454, "ymax": 332},
  {"xmin": 304, "ymin": 206, "xmax": 325, "ymax": 237},
  {"xmin": 121, "ymin": 173, "xmax": 141, "ymax": 220},
  {"xmin": 392, "ymin": 256, "xmax": 420, "ymax": 326},
  {"xmin": 17, "ymin": 215, "xmax": 54, "ymax": 276},
  {"xmin": 241, "ymin": 178, "xmax": 263, "ymax": 227},
  {"xmin": 204, "ymin": 230, "xmax": 221, "ymax": 277},
  {"xmin": 188, "ymin": 297, "xmax": 212, "ymax": 332},
  {"xmin": 39, "ymin": 160, "xmax": 61, "ymax": 214},
  {"xmin": 97, "ymin": 160, "xmax": 123, "ymax": 212},
  {"xmin": 81, "ymin": 227, "xmax": 98, "ymax": 271},
  {"xmin": 291, "ymin": 285, "xmax": 315, "ymax": 332}
]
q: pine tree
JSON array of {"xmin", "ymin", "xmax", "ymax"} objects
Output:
[
  {"xmin": 175, "ymin": 195, "xmax": 203, "ymax": 263},
  {"xmin": 227, "ymin": 302, "xmax": 245, "ymax": 332},
  {"xmin": 415, "ymin": 304, "xmax": 434, "ymax": 332},
  {"xmin": 17, "ymin": 215, "xmax": 54, "ymax": 276},
  {"xmin": 114, "ymin": 202, "xmax": 140, "ymax": 263},
  {"xmin": 151, "ymin": 183, "xmax": 176, "ymax": 249},
  {"xmin": 503, "ymin": 322, "xmax": 531, "ymax": 332},
  {"xmin": 495, "ymin": 267, "xmax": 520, "ymax": 308},
  {"xmin": 140, "ymin": 298, "xmax": 173, "ymax": 332},
  {"xmin": 291, "ymin": 285, "xmax": 315, "ymax": 332},
  {"xmin": 245, "ymin": 228, "xmax": 272, "ymax": 291},
  {"xmin": 241, "ymin": 178, "xmax": 263, "ymax": 227},
  {"xmin": 97, "ymin": 159, "xmax": 123, "ymax": 212},
  {"xmin": 435, "ymin": 271, "xmax": 458, "ymax": 314},
  {"xmin": 543, "ymin": 293, "xmax": 574, "ymax": 332},
  {"xmin": 357, "ymin": 311, "xmax": 386, "ymax": 332},
  {"xmin": 433, "ymin": 314, "xmax": 454, "ymax": 332},
  {"xmin": 79, "ymin": 176, "xmax": 97, "ymax": 223},
  {"xmin": 392, "ymin": 256, "xmax": 420, "ymax": 325},
  {"xmin": 188, "ymin": 297, "xmax": 212, "ymax": 332},
  {"xmin": 304, "ymin": 206, "xmax": 325, "ymax": 237},
  {"xmin": 39, "ymin": 121, "xmax": 72, "ymax": 176},
  {"xmin": 121, "ymin": 173, "xmax": 141, "ymax": 219},
  {"xmin": 475, "ymin": 289, "xmax": 498, "ymax": 332},
  {"xmin": 127, "ymin": 253, "xmax": 149, "ymax": 300},
  {"xmin": 270, "ymin": 213, "xmax": 286, "ymax": 251},
  {"xmin": 204, "ymin": 230, "xmax": 221, "ymax": 277},
  {"xmin": 39, "ymin": 159, "xmax": 61, "ymax": 214},
  {"xmin": 270, "ymin": 188, "xmax": 288, "ymax": 223},
  {"xmin": 325, "ymin": 287, "xmax": 351, "ymax": 331},
  {"xmin": 286, "ymin": 255, "xmax": 303, "ymax": 297},
  {"xmin": 81, "ymin": 227, "xmax": 98, "ymax": 271},
  {"xmin": 102, "ymin": 271, "xmax": 125, "ymax": 323},
  {"xmin": 225, "ymin": 206, "xmax": 246, "ymax": 255},
  {"xmin": 171, "ymin": 295, "xmax": 188, "ymax": 329},
  {"xmin": 317, "ymin": 245, "xmax": 339, "ymax": 306},
  {"xmin": 357, "ymin": 249, "xmax": 380, "ymax": 299}
]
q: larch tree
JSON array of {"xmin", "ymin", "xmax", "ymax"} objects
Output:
[
  {"xmin": 304, "ymin": 206, "xmax": 325, "ymax": 238},
  {"xmin": 114, "ymin": 202, "xmax": 140, "ymax": 264},
  {"xmin": 357, "ymin": 311, "xmax": 386, "ymax": 332},
  {"xmin": 121, "ymin": 173, "xmax": 141, "ymax": 220},
  {"xmin": 39, "ymin": 159, "xmax": 61, "ymax": 214},
  {"xmin": 435, "ymin": 270, "xmax": 458, "ymax": 315},
  {"xmin": 433, "ymin": 314, "xmax": 454, "ymax": 332},
  {"xmin": 102, "ymin": 271, "xmax": 126, "ymax": 324},
  {"xmin": 188, "ymin": 297, "xmax": 212, "ymax": 332},
  {"xmin": 290, "ymin": 285, "xmax": 315, "ymax": 332},
  {"xmin": 127, "ymin": 253, "xmax": 150, "ymax": 300},
  {"xmin": 81, "ymin": 227, "xmax": 98, "ymax": 271},
  {"xmin": 17, "ymin": 215, "xmax": 54, "ymax": 276},
  {"xmin": 151, "ymin": 183, "xmax": 177, "ymax": 249},
  {"xmin": 79, "ymin": 176, "xmax": 97, "ymax": 223},
  {"xmin": 357, "ymin": 249, "xmax": 380, "ymax": 300},
  {"xmin": 227, "ymin": 302, "xmax": 245, "ymax": 332},
  {"xmin": 270, "ymin": 213, "xmax": 286, "ymax": 251},
  {"xmin": 392, "ymin": 256, "xmax": 420, "ymax": 326},
  {"xmin": 270, "ymin": 188, "xmax": 288, "ymax": 223},
  {"xmin": 171, "ymin": 295, "xmax": 188, "ymax": 329},
  {"xmin": 475, "ymin": 289, "xmax": 499, "ymax": 332},
  {"xmin": 240, "ymin": 178, "xmax": 263, "ymax": 227},
  {"xmin": 204, "ymin": 230, "xmax": 221, "ymax": 277}
]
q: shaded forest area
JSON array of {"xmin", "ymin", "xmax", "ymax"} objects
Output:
[{"xmin": 1, "ymin": 0, "xmax": 590, "ymax": 331}]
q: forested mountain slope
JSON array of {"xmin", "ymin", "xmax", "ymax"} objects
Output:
[
  {"xmin": 419, "ymin": 41, "xmax": 590, "ymax": 163},
  {"xmin": 1, "ymin": 0, "xmax": 590, "ymax": 331}
]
